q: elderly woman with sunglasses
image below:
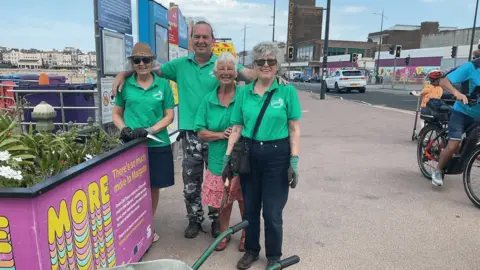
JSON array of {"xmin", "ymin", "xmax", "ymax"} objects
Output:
[
  {"xmin": 223, "ymin": 41, "xmax": 302, "ymax": 270},
  {"xmin": 112, "ymin": 42, "xmax": 175, "ymax": 243},
  {"xmin": 194, "ymin": 52, "xmax": 246, "ymax": 252}
]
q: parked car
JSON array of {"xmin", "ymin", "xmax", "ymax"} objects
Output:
[
  {"xmin": 309, "ymin": 74, "xmax": 322, "ymax": 83},
  {"xmin": 293, "ymin": 73, "xmax": 311, "ymax": 82},
  {"xmin": 325, "ymin": 69, "xmax": 366, "ymax": 93}
]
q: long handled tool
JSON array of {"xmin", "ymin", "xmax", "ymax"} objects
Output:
[{"xmin": 410, "ymin": 91, "xmax": 422, "ymax": 141}]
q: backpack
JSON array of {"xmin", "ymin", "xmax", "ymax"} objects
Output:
[{"xmin": 443, "ymin": 58, "xmax": 480, "ymax": 95}]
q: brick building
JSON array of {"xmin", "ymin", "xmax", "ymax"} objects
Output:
[
  {"xmin": 368, "ymin": 22, "xmax": 457, "ymax": 51},
  {"xmin": 287, "ymin": 0, "xmax": 376, "ymax": 62},
  {"xmin": 287, "ymin": 0, "xmax": 323, "ymax": 49}
]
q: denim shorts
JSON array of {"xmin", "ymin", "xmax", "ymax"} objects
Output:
[{"xmin": 448, "ymin": 110, "xmax": 475, "ymax": 140}]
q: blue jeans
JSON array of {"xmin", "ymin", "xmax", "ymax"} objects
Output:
[
  {"xmin": 239, "ymin": 138, "xmax": 290, "ymax": 260},
  {"xmin": 448, "ymin": 110, "xmax": 475, "ymax": 140}
]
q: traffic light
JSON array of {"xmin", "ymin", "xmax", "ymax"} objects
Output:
[
  {"xmin": 287, "ymin": 46, "xmax": 294, "ymax": 60},
  {"xmin": 350, "ymin": 53, "xmax": 358, "ymax": 63},
  {"xmin": 395, "ymin": 45, "xmax": 402, "ymax": 58},
  {"xmin": 389, "ymin": 45, "xmax": 395, "ymax": 55},
  {"xmin": 405, "ymin": 56, "xmax": 410, "ymax": 66},
  {"xmin": 451, "ymin": 45, "xmax": 458, "ymax": 58}
]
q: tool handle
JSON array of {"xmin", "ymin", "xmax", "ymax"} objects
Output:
[
  {"xmin": 278, "ymin": 255, "xmax": 300, "ymax": 268},
  {"xmin": 230, "ymin": 220, "xmax": 248, "ymax": 234}
]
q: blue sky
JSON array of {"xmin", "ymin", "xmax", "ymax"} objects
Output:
[{"xmin": 0, "ymin": 0, "xmax": 478, "ymax": 52}]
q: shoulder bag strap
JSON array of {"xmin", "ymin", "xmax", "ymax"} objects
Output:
[{"xmin": 251, "ymin": 89, "xmax": 276, "ymax": 140}]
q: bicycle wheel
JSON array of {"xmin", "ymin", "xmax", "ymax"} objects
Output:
[
  {"xmin": 416, "ymin": 124, "xmax": 447, "ymax": 180},
  {"xmin": 463, "ymin": 146, "xmax": 480, "ymax": 208}
]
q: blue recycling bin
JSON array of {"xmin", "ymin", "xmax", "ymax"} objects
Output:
[{"xmin": 15, "ymin": 83, "xmax": 97, "ymax": 128}]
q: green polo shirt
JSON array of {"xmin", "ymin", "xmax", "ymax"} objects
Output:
[
  {"xmin": 161, "ymin": 54, "xmax": 244, "ymax": 131},
  {"xmin": 231, "ymin": 79, "xmax": 302, "ymax": 141},
  {"xmin": 194, "ymin": 88, "xmax": 238, "ymax": 175},
  {"xmin": 114, "ymin": 73, "xmax": 175, "ymax": 147}
]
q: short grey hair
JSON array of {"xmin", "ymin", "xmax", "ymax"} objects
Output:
[
  {"xmin": 213, "ymin": 52, "xmax": 238, "ymax": 73},
  {"xmin": 252, "ymin": 41, "xmax": 280, "ymax": 60}
]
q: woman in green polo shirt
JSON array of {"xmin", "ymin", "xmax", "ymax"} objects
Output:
[
  {"xmin": 194, "ymin": 52, "xmax": 245, "ymax": 252},
  {"xmin": 112, "ymin": 42, "xmax": 175, "ymax": 243},
  {"xmin": 223, "ymin": 41, "xmax": 302, "ymax": 270}
]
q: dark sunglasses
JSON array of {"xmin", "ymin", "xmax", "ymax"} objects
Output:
[
  {"xmin": 254, "ymin": 59, "xmax": 277, "ymax": 66},
  {"xmin": 132, "ymin": 57, "xmax": 152, "ymax": 64}
]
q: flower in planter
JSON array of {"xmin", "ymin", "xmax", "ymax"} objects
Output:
[
  {"xmin": 0, "ymin": 151, "xmax": 11, "ymax": 162},
  {"xmin": 0, "ymin": 165, "xmax": 22, "ymax": 181}
]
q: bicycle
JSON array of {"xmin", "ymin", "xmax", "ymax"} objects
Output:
[{"xmin": 417, "ymin": 94, "xmax": 480, "ymax": 208}]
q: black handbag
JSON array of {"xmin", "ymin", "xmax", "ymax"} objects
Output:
[{"xmin": 231, "ymin": 89, "xmax": 276, "ymax": 174}]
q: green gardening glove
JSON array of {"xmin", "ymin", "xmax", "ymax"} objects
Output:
[{"xmin": 288, "ymin": 156, "xmax": 299, "ymax": 188}]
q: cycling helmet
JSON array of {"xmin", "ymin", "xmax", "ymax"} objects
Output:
[{"xmin": 428, "ymin": 70, "xmax": 443, "ymax": 80}]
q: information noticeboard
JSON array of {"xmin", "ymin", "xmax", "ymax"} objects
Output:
[
  {"xmin": 97, "ymin": 0, "xmax": 132, "ymax": 34},
  {"xmin": 102, "ymin": 29, "xmax": 126, "ymax": 76},
  {"xmin": 154, "ymin": 24, "xmax": 169, "ymax": 66}
]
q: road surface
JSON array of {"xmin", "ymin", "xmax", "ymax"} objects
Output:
[
  {"xmin": 142, "ymin": 91, "xmax": 480, "ymax": 270},
  {"xmin": 294, "ymin": 82, "xmax": 423, "ymax": 112}
]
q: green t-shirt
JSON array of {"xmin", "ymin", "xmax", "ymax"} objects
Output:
[
  {"xmin": 194, "ymin": 88, "xmax": 239, "ymax": 175},
  {"xmin": 231, "ymin": 79, "xmax": 302, "ymax": 141},
  {"xmin": 114, "ymin": 73, "xmax": 175, "ymax": 147},
  {"xmin": 161, "ymin": 54, "xmax": 244, "ymax": 131}
]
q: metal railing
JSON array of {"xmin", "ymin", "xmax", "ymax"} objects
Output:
[{"xmin": 3, "ymin": 88, "xmax": 99, "ymax": 129}]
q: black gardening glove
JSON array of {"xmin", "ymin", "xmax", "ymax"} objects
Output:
[
  {"xmin": 221, "ymin": 155, "xmax": 234, "ymax": 183},
  {"xmin": 132, "ymin": 128, "xmax": 149, "ymax": 139},
  {"xmin": 120, "ymin": 127, "xmax": 134, "ymax": 142}
]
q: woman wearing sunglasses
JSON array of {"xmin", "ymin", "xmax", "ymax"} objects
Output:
[
  {"xmin": 223, "ymin": 41, "xmax": 302, "ymax": 269},
  {"xmin": 112, "ymin": 42, "xmax": 175, "ymax": 243}
]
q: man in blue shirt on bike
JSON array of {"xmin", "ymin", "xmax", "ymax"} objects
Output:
[{"xmin": 433, "ymin": 60, "xmax": 480, "ymax": 186}]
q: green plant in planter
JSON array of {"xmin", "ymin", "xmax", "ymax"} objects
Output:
[
  {"xmin": 0, "ymin": 115, "xmax": 36, "ymax": 165},
  {"xmin": 0, "ymin": 115, "xmax": 121, "ymax": 188}
]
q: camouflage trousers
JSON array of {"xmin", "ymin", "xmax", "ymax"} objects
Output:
[{"xmin": 181, "ymin": 130, "xmax": 218, "ymax": 223}]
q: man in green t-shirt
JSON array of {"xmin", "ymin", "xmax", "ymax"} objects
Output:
[{"xmin": 111, "ymin": 21, "xmax": 262, "ymax": 239}]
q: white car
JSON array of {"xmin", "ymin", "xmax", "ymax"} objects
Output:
[{"xmin": 326, "ymin": 69, "xmax": 366, "ymax": 93}]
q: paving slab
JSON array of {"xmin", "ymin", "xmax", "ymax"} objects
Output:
[{"xmin": 141, "ymin": 91, "xmax": 480, "ymax": 270}]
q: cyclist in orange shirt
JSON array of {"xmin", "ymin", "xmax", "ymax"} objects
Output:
[{"xmin": 411, "ymin": 70, "xmax": 444, "ymax": 128}]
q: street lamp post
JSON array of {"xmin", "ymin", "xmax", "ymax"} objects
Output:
[
  {"xmin": 469, "ymin": 0, "xmax": 479, "ymax": 61},
  {"xmin": 320, "ymin": 0, "xmax": 331, "ymax": 100},
  {"xmin": 373, "ymin": 10, "xmax": 387, "ymax": 84},
  {"xmin": 242, "ymin": 23, "xmax": 252, "ymax": 65},
  {"xmin": 272, "ymin": 0, "xmax": 276, "ymax": 42}
]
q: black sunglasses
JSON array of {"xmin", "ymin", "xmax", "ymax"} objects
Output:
[
  {"xmin": 132, "ymin": 57, "xmax": 152, "ymax": 64},
  {"xmin": 254, "ymin": 59, "xmax": 277, "ymax": 66}
]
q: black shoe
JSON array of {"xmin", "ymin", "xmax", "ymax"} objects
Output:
[
  {"xmin": 266, "ymin": 260, "xmax": 278, "ymax": 269},
  {"xmin": 184, "ymin": 220, "xmax": 201, "ymax": 239},
  {"xmin": 211, "ymin": 219, "xmax": 220, "ymax": 238},
  {"xmin": 236, "ymin": 252, "xmax": 259, "ymax": 269}
]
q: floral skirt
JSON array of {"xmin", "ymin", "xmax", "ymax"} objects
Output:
[{"xmin": 202, "ymin": 169, "xmax": 243, "ymax": 209}]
